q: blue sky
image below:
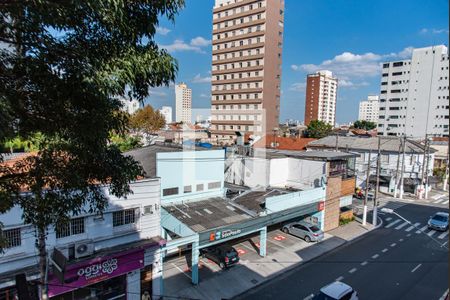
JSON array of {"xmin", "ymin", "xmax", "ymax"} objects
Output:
[{"xmin": 146, "ymin": 0, "xmax": 449, "ymax": 124}]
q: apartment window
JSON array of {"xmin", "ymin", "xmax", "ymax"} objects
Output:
[
  {"xmin": 184, "ymin": 185, "xmax": 192, "ymax": 193},
  {"xmin": 113, "ymin": 209, "xmax": 136, "ymax": 227},
  {"xmin": 208, "ymin": 181, "xmax": 221, "ymax": 189},
  {"xmin": 56, "ymin": 217, "xmax": 85, "ymax": 238},
  {"xmin": 197, "ymin": 184, "xmax": 204, "ymax": 191},
  {"xmin": 163, "ymin": 187, "xmax": 179, "ymax": 196},
  {"xmin": 382, "ymin": 73, "xmax": 388, "ymax": 77},
  {"xmin": 393, "ymin": 62, "xmax": 404, "ymax": 67},
  {"xmin": 383, "ymin": 63, "xmax": 389, "ymax": 68},
  {"xmin": 2, "ymin": 228, "xmax": 21, "ymax": 248}
]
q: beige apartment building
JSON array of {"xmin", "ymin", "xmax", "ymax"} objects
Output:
[
  {"xmin": 210, "ymin": 0, "xmax": 285, "ymax": 144},
  {"xmin": 175, "ymin": 82, "xmax": 192, "ymax": 124}
]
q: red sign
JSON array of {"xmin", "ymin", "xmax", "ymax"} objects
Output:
[
  {"xmin": 209, "ymin": 232, "xmax": 216, "ymax": 241},
  {"xmin": 318, "ymin": 201, "xmax": 325, "ymax": 211}
]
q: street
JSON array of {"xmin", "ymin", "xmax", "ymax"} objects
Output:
[{"xmin": 234, "ymin": 200, "xmax": 449, "ymax": 300}]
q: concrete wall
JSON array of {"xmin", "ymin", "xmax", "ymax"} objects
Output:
[
  {"xmin": 265, "ymin": 187, "xmax": 326, "ymax": 212},
  {"xmin": 157, "ymin": 149, "xmax": 226, "ymax": 204},
  {"xmin": 324, "ymin": 176, "xmax": 341, "ymax": 231}
]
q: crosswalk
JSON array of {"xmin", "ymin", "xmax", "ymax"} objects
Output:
[
  {"xmin": 432, "ymin": 197, "xmax": 449, "ymax": 205},
  {"xmin": 383, "ymin": 218, "xmax": 449, "ymax": 240}
]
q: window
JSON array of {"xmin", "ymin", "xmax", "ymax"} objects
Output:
[
  {"xmin": 197, "ymin": 184, "xmax": 204, "ymax": 191},
  {"xmin": 56, "ymin": 217, "xmax": 85, "ymax": 238},
  {"xmin": 2, "ymin": 228, "xmax": 21, "ymax": 248},
  {"xmin": 163, "ymin": 187, "xmax": 179, "ymax": 196},
  {"xmin": 381, "ymin": 154, "xmax": 389, "ymax": 164},
  {"xmin": 184, "ymin": 185, "xmax": 192, "ymax": 193},
  {"xmin": 208, "ymin": 181, "xmax": 221, "ymax": 189},
  {"xmin": 382, "ymin": 63, "xmax": 389, "ymax": 68},
  {"xmin": 144, "ymin": 205, "xmax": 154, "ymax": 215},
  {"xmin": 113, "ymin": 209, "xmax": 136, "ymax": 227},
  {"xmin": 393, "ymin": 62, "xmax": 404, "ymax": 67}
]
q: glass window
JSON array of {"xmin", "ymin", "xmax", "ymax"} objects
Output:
[
  {"xmin": 2, "ymin": 228, "xmax": 21, "ymax": 248},
  {"xmin": 163, "ymin": 187, "xmax": 179, "ymax": 196},
  {"xmin": 56, "ymin": 217, "xmax": 85, "ymax": 238},
  {"xmin": 113, "ymin": 209, "xmax": 136, "ymax": 227}
]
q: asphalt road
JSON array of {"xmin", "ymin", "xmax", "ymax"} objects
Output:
[{"xmin": 234, "ymin": 201, "xmax": 449, "ymax": 300}]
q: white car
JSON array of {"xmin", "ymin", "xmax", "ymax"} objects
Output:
[{"xmin": 314, "ymin": 281, "xmax": 359, "ymax": 300}]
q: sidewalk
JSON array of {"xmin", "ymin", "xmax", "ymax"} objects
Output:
[{"xmin": 164, "ymin": 220, "xmax": 377, "ymax": 300}]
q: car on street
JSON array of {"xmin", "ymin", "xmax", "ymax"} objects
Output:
[
  {"xmin": 201, "ymin": 245, "xmax": 240, "ymax": 269},
  {"xmin": 282, "ymin": 221, "xmax": 324, "ymax": 242},
  {"xmin": 314, "ymin": 281, "xmax": 359, "ymax": 300},
  {"xmin": 428, "ymin": 212, "xmax": 449, "ymax": 231}
]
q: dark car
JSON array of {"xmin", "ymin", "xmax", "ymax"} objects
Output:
[{"xmin": 201, "ymin": 245, "xmax": 240, "ymax": 269}]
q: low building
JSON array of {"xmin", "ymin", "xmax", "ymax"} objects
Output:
[
  {"xmin": 0, "ymin": 179, "xmax": 164, "ymax": 300},
  {"xmin": 252, "ymin": 136, "xmax": 316, "ymax": 151},
  {"xmin": 158, "ymin": 106, "xmax": 173, "ymax": 124},
  {"xmin": 307, "ymin": 136, "xmax": 435, "ymax": 194}
]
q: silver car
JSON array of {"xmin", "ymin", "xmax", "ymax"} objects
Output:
[{"xmin": 282, "ymin": 221, "xmax": 324, "ymax": 242}]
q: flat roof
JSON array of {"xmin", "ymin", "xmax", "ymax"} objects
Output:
[
  {"xmin": 255, "ymin": 149, "xmax": 358, "ymax": 161},
  {"xmin": 163, "ymin": 198, "xmax": 252, "ymax": 232},
  {"xmin": 231, "ymin": 189, "xmax": 292, "ymax": 214}
]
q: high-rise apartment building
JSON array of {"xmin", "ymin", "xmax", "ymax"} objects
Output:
[
  {"xmin": 175, "ymin": 83, "xmax": 192, "ymax": 123},
  {"xmin": 378, "ymin": 45, "xmax": 449, "ymax": 138},
  {"xmin": 119, "ymin": 98, "xmax": 140, "ymax": 115},
  {"xmin": 304, "ymin": 70, "xmax": 338, "ymax": 126},
  {"xmin": 358, "ymin": 95, "xmax": 379, "ymax": 123},
  {"xmin": 210, "ymin": 0, "xmax": 284, "ymax": 143},
  {"xmin": 159, "ymin": 106, "xmax": 173, "ymax": 124}
]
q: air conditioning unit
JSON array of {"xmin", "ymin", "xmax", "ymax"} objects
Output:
[{"xmin": 74, "ymin": 240, "xmax": 94, "ymax": 259}]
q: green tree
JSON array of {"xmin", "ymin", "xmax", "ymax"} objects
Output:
[
  {"xmin": 129, "ymin": 104, "xmax": 166, "ymax": 135},
  {"xmin": 0, "ymin": 1, "xmax": 183, "ymax": 298},
  {"xmin": 305, "ymin": 120, "xmax": 333, "ymax": 138},
  {"xmin": 353, "ymin": 120, "xmax": 377, "ymax": 130},
  {"xmin": 110, "ymin": 133, "xmax": 143, "ymax": 152}
]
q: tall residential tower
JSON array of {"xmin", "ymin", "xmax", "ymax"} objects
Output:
[
  {"xmin": 304, "ymin": 70, "xmax": 338, "ymax": 126},
  {"xmin": 378, "ymin": 45, "xmax": 449, "ymax": 138},
  {"xmin": 175, "ymin": 83, "xmax": 192, "ymax": 124},
  {"xmin": 358, "ymin": 95, "xmax": 379, "ymax": 123},
  {"xmin": 210, "ymin": 0, "xmax": 285, "ymax": 143}
]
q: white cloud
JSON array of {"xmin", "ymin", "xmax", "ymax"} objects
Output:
[
  {"xmin": 192, "ymin": 73, "xmax": 211, "ymax": 83},
  {"xmin": 190, "ymin": 36, "xmax": 211, "ymax": 47},
  {"xmin": 149, "ymin": 89, "xmax": 167, "ymax": 97},
  {"xmin": 156, "ymin": 26, "xmax": 171, "ymax": 36},
  {"xmin": 289, "ymin": 82, "xmax": 306, "ymax": 92},
  {"xmin": 339, "ymin": 80, "xmax": 370, "ymax": 88},
  {"xmin": 291, "ymin": 47, "xmax": 415, "ymax": 82},
  {"xmin": 419, "ymin": 28, "xmax": 449, "ymax": 35},
  {"xmin": 200, "ymin": 93, "xmax": 210, "ymax": 98},
  {"xmin": 160, "ymin": 36, "xmax": 211, "ymax": 53}
]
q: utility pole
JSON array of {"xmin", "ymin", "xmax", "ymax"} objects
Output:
[
  {"xmin": 399, "ymin": 136, "xmax": 406, "ymax": 199},
  {"xmin": 363, "ymin": 150, "xmax": 372, "ymax": 226},
  {"xmin": 424, "ymin": 137, "xmax": 431, "ymax": 199},
  {"xmin": 444, "ymin": 143, "xmax": 449, "ymax": 191},
  {"xmin": 393, "ymin": 138, "xmax": 402, "ymax": 198},
  {"xmin": 419, "ymin": 134, "xmax": 428, "ymax": 199},
  {"xmin": 373, "ymin": 137, "xmax": 381, "ymax": 226}
]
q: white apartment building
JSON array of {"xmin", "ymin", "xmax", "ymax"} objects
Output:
[
  {"xmin": 210, "ymin": 0, "xmax": 284, "ymax": 144},
  {"xmin": 159, "ymin": 106, "xmax": 173, "ymax": 124},
  {"xmin": 378, "ymin": 45, "xmax": 449, "ymax": 138},
  {"xmin": 358, "ymin": 95, "xmax": 379, "ymax": 123},
  {"xmin": 0, "ymin": 179, "xmax": 164, "ymax": 300},
  {"xmin": 175, "ymin": 83, "xmax": 192, "ymax": 123},
  {"xmin": 304, "ymin": 70, "xmax": 338, "ymax": 126},
  {"xmin": 120, "ymin": 98, "xmax": 140, "ymax": 115}
]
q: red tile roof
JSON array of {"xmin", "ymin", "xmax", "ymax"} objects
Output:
[{"xmin": 253, "ymin": 136, "xmax": 316, "ymax": 151}]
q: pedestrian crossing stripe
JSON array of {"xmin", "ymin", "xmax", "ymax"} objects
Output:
[
  {"xmin": 433, "ymin": 198, "xmax": 449, "ymax": 204},
  {"xmin": 405, "ymin": 222, "xmax": 420, "ymax": 232},
  {"xmin": 395, "ymin": 221, "xmax": 409, "ymax": 230},
  {"xmin": 382, "ymin": 218, "xmax": 448, "ymax": 239},
  {"xmin": 427, "ymin": 230, "xmax": 437, "ymax": 237},
  {"xmin": 416, "ymin": 225, "xmax": 428, "ymax": 234},
  {"xmin": 438, "ymin": 231, "xmax": 449, "ymax": 239},
  {"xmin": 385, "ymin": 219, "xmax": 401, "ymax": 228}
]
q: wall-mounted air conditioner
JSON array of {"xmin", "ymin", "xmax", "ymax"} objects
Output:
[{"xmin": 74, "ymin": 240, "xmax": 94, "ymax": 259}]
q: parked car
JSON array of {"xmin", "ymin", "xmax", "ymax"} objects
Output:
[
  {"xmin": 282, "ymin": 221, "xmax": 324, "ymax": 242},
  {"xmin": 314, "ymin": 281, "xmax": 359, "ymax": 300},
  {"xmin": 201, "ymin": 245, "xmax": 240, "ymax": 269},
  {"xmin": 428, "ymin": 212, "xmax": 449, "ymax": 231}
]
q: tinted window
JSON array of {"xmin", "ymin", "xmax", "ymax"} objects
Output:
[
  {"xmin": 432, "ymin": 215, "xmax": 448, "ymax": 222},
  {"xmin": 309, "ymin": 226, "xmax": 321, "ymax": 232}
]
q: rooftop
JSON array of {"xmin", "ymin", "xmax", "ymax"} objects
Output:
[
  {"xmin": 231, "ymin": 189, "xmax": 294, "ymax": 214},
  {"xmin": 252, "ymin": 136, "xmax": 316, "ymax": 151},
  {"xmin": 308, "ymin": 136, "xmax": 429, "ymax": 154},
  {"xmin": 163, "ymin": 198, "xmax": 252, "ymax": 232},
  {"xmin": 254, "ymin": 148, "xmax": 358, "ymax": 161}
]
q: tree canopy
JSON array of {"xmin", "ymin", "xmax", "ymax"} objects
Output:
[
  {"xmin": 305, "ymin": 120, "xmax": 333, "ymax": 138},
  {"xmin": 0, "ymin": 1, "xmax": 184, "ymax": 297},
  {"xmin": 129, "ymin": 105, "xmax": 166, "ymax": 135},
  {"xmin": 353, "ymin": 120, "xmax": 377, "ymax": 130}
]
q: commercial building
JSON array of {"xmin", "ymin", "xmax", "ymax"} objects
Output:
[
  {"xmin": 378, "ymin": 45, "xmax": 449, "ymax": 138},
  {"xmin": 119, "ymin": 97, "xmax": 140, "ymax": 115},
  {"xmin": 210, "ymin": 0, "xmax": 285, "ymax": 144},
  {"xmin": 307, "ymin": 136, "xmax": 435, "ymax": 194},
  {"xmin": 0, "ymin": 178, "xmax": 164, "ymax": 300},
  {"xmin": 304, "ymin": 70, "xmax": 338, "ymax": 127},
  {"xmin": 358, "ymin": 95, "xmax": 379, "ymax": 123},
  {"xmin": 175, "ymin": 83, "xmax": 192, "ymax": 124},
  {"xmin": 159, "ymin": 106, "xmax": 173, "ymax": 124}
]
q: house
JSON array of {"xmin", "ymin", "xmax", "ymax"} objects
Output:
[
  {"xmin": 307, "ymin": 136, "xmax": 434, "ymax": 194},
  {"xmin": 252, "ymin": 136, "xmax": 316, "ymax": 151}
]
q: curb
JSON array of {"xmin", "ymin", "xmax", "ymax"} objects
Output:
[{"xmin": 231, "ymin": 218, "xmax": 383, "ymax": 300}]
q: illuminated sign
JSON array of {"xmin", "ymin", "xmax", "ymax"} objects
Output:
[{"xmin": 210, "ymin": 228, "xmax": 242, "ymax": 241}]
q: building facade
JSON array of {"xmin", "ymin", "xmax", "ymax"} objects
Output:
[
  {"xmin": 304, "ymin": 70, "xmax": 338, "ymax": 126},
  {"xmin": 358, "ymin": 95, "xmax": 379, "ymax": 123},
  {"xmin": 120, "ymin": 98, "xmax": 140, "ymax": 115},
  {"xmin": 159, "ymin": 106, "xmax": 173, "ymax": 124},
  {"xmin": 175, "ymin": 83, "xmax": 192, "ymax": 124},
  {"xmin": 0, "ymin": 180, "xmax": 164, "ymax": 300},
  {"xmin": 210, "ymin": 0, "xmax": 285, "ymax": 144},
  {"xmin": 378, "ymin": 45, "xmax": 449, "ymax": 138}
]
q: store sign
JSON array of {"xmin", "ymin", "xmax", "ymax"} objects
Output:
[
  {"xmin": 317, "ymin": 201, "xmax": 325, "ymax": 211},
  {"xmin": 209, "ymin": 228, "xmax": 242, "ymax": 241},
  {"xmin": 48, "ymin": 249, "xmax": 144, "ymax": 297}
]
